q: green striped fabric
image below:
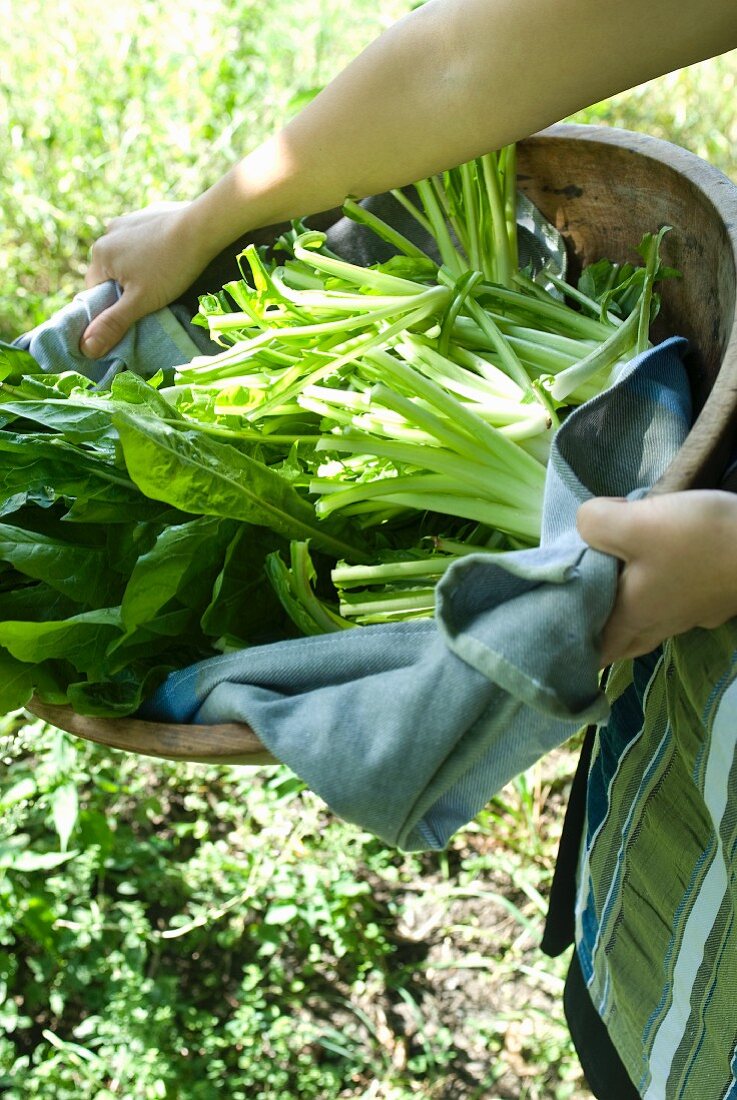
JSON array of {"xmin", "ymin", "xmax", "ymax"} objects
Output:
[{"xmin": 575, "ymin": 623, "xmax": 737, "ymax": 1097}]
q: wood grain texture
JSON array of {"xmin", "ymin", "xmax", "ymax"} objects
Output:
[
  {"xmin": 517, "ymin": 123, "xmax": 737, "ymax": 492},
  {"xmin": 26, "ymin": 698, "xmax": 276, "ymax": 766},
  {"xmin": 29, "ymin": 124, "xmax": 737, "ymax": 763}
]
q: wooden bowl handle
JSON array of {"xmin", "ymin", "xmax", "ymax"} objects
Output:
[{"xmin": 26, "ymin": 698, "xmax": 277, "ymax": 766}]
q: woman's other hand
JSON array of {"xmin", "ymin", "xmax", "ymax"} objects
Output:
[
  {"xmin": 577, "ymin": 491, "xmax": 737, "ymax": 666},
  {"xmin": 80, "ymin": 201, "xmax": 212, "ymax": 359}
]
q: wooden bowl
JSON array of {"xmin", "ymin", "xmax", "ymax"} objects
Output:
[
  {"xmin": 517, "ymin": 123, "xmax": 737, "ymax": 492},
  {"xmin": 27, "ymin": 123, "xmax": 737, "ymax": 763},
  {"xmin": 26, "ymin": 699, "xmax": 276, "ymax": 766}
]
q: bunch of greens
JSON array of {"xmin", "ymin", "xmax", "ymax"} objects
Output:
[
  {"xmin": 168, "ymin": 153, "xmax": 672, "ymax": 629},
  {"xmin": 0, "ymin": 148, "xmax": 675, "ymax": 714},
  {"xmin": 0, "ymin": 347, "xmax": 364, "ymax": 716}
]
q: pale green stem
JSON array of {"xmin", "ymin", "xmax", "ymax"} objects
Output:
[{"xmin": 548, "ymin": 307, "xmax": 640, "ymax": 401}]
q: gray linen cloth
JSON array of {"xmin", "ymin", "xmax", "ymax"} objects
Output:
[
  {"xmin": 12, "ymin": 280, "xmax": 215, "ymax": 383},
  {"xmin": 11, "ymin": 281, "xmax": 691, "ymax": 851}
]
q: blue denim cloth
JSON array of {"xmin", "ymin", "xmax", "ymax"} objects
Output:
[
  {"xmin": 140, "ymin": 337, "xmax": 691, "ymax": 850},
  {"xmin": 12, "ymin": 280, "xmax": 215, "ymax": 383}
]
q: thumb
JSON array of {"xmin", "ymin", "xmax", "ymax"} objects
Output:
[
  {"xmin": 576, "ymin": 496, "xmax": 633, "ymax": 559},
  {"xmin": 79, "ymin": 294, "xmax": 142, "ymax": 359}
]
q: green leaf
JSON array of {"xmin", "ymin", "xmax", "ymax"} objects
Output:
[
  {"xmin": 0, "ymin": 522, "xmax": 113, "ymax": 606},
  {"xmin": 264, "ymin": 902, "xmax": 299, "ymax": 925},
  {"xmin": 0, "ymin": 398, "xmax": 118, "ymax": 446},
  {"xmin": 0, "ymin": 432, "xmax": 133, "ymax": 519},
  {"xmin": 0, "ymin": 847, "xmax": 78, "ymax": 872},
  {"xmin": 111, "ymin": 371, "xmax": 183, "ymax": 421},
  {"xmin": 51, "ymin": 727, "xmax": 77, "ymax": 773},
  {"xmin": 76, "ymin": 809, "xmax": 115, "ymax": 855},
  {"xmin": 373, "ymin": 255, "xmax": 438, "ymax": 282},
  {"xmin": 120, "ymin": 515, "xmax": 235, "ymax": 632},
  {"xmin": 66, "ymin": 664, "xmax": 171, "ymax": 717},
  {"xmin": 264, "ymin": 551, "xmax": 326, "ymax": 637},
  {"xmin": 286, "ymin": 86, "xmax": 324, "ymax": 115},
  {"xmin": 1, "ymin": 369, "xmax": 94, "ymax": 398},
  {"xmin": 113, "ymin": 412, "xmax": 365, "ymax": 561},
  {"xmin": 200, "ymin": 526, "xmax": 291, "ymax": 643},
  {"xmin": 0, "ymin": 341, "xmax": 40, "ymax": 381},
  {"xmin": 0, "ymin": 649, "xmax": 35, "ymax": 712},
  {"xmin": 61, "ymin": 495, "xmax": 166, "ymax": 524},
  {"xmin": 0, "ymin": 608, "xmax": 122, "ymax": 673},
  {"xmin": 51, "ymin": 782, "xmax": 79, "ymax": 853},
  {"xmin": 103, "ymin": 611, "xmax": 204, "ymax": 673},
  {"xmin": 0, "ymin": 583, "xmax": 78, "ymax": 623},
  {"xmin": 0, "ymin": 777, "xmax": 36, "ymax": 809}
]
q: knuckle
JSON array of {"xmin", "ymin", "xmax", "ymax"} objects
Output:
[
  {"xmin": 89, "ymin": 237, "xmax": 109, "ymax": 266},
  {"xmin": 94, "ymin": 313, "xmax": 126, "ymax": 343}
]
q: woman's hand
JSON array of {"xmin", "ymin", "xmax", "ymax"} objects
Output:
[
  {"xmin": 81, "ymin": 201, "xmax": 213, "ymax": 359},
  {"xmin": 577, "ymin": 491, "xmax": 737, "ymax": 666}
]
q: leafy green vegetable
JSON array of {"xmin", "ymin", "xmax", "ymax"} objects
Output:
[
  {"xmin": 265, "ymin": 541, "xmax": 354, "ymax": 636},
  {"xmin": 0, "ymin": 649, "xmax": 38, "ymax": 712},
  {"xmin": 0, "ymin": 374, "xmax": 310, "ymax": 713},
  {"xmin": 120, "ymin": 516, "xmax": 236, "ymax": 632},
  {"xmin": 0, "ymin": 340, "xmax": 40, "ymax": 381},
  {"xmin": 199, "ymin": 526, "xmax": 294, "ymax": 645},
  {"xmin": 0, "ymin": 145, "xmax": 676, "ymax": 713},
  {"xmin": 0, "ymin": 522, "xmax": 113, "ymax": 606},
  {"xmin": 113, "ymin": 412, "xmax": 366, "ymax": 561},
  {"xmin": 0, "ymin": 609, "xmax": 122, "ymax": 672}
]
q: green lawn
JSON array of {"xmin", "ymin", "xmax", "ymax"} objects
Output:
[{"xmin": 2, "ymin": 4, "xmax": 736, "ymax": 1095}]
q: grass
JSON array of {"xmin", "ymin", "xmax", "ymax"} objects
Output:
[
  {"xmin": 2, "ymin": 2, "xmax": 737, "ymax": 1094},
  {"xmin": 0, "ymin": 709, "xmax": 588, "ymax": 1098},
  {"xmin": 573, "ymin": 54, "xmax": 737, "ymax": 177}
]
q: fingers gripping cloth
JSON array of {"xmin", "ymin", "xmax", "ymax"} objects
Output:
[{"xmin": 12, "ymin": 281, "xmax": 216, "ymax": 385}]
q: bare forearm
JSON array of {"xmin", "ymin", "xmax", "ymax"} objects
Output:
[
  {"xmin": 188, "ymin": 0, "xmax": 737, "ymax": 254},
  {"xmin": 80, "ymin": 0, "xmax": 737, "ymax": 356}
]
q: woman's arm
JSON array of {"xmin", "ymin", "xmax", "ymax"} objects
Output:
[
  {"xmin": 81, "ymin": 0, "xmax": 737, "ymax": 357},
  {"xmin": 188, "ymin": 0, "xmax": 736, "ymax": 247}
]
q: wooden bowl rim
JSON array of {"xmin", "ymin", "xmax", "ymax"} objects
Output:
[
  {"xmin": 526, "ymin": 123, "xmax": 737, "ymax": 494},
  {"xmin": 26, "ymin": 697, "xmax": 277, "ymax": 766}
]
